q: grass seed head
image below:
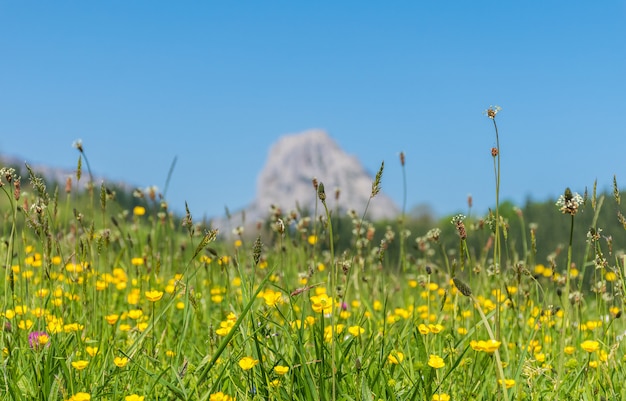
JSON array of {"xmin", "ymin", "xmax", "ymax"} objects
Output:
[{"xmin": 453, "ymin": 277, "xmax": 472, "ymax": 297}]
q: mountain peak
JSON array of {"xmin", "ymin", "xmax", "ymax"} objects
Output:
[{"xmin": 222, "ymin": 129, "xmax": 399, "ymax": 229}]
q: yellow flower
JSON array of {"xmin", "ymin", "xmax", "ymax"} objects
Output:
[
  {"xmin": 432, "ymin": 394, "xmax": 451, "ymax": 401},
  {"xmin": 428, "ymin": 323, "xmax": 444, "ymax": 334},
  {"xmin": 125, "ymin": 395, "xmax": 145, "ymax": 401},
  {"xmin": 589, "ymin": 360, "xmax": 599, "ymax": 368},
  {"xmin": 131, "ymin": 257, "xmax": 144, "ymax": 266},
  {"xmin": 274, "ymin": 365, "xmax": 289, "ymax": 375},
  {"xmin": 85, "ymin": 346, "xmax": 99, "ymax": 357},
  {"xmin": 418, "ymin": 324, "xmax": 430, "ymax": 334},
  {"xmin": 145, "ymin": 290, "xmax": 164, "ymax": 302},
  {"xmin": 610, "ymin": 306, "xmax": 621, "ymax": 317},
  {"xmin": 580, "ymin": 340, "xmax": 600, "ymax": 353},
  {"xmin": 387, "ymin": 350, "xmax": 404, "ymax": 365},
  {"xmin": 71, "ymin": 360, "xmax": 89, "ymax": 370},
  {"xmin": 105, "ymin": 314, "xmax": 119, "ymax": 325},
  {"xmin": 307, "ymin": 235, "xmax": 317, "ymax": 245},
  {"xmin": 238, "ymin": 356, "xmax": 259, "ymax": 371},
  {"xmin": 534, "ymin": 264, "xmax": 545, "ymax": 275},
  {"xmin": 114, "ymin": 357, "xmax": 129, "ymax": 367},
  {"xmin": 133, "ymin": 206, "xmax": 146, "ymax": 216},
  {"xmin": 470, "ymin": 339, "xmax": 501, "ymax": 354},
  {"xmin": 37, "ymin": 334, "xmax": 50, "ymax": 347},
  {"xmin": 209, "ymin": 392, "xmax": 233, "ymax": 401},
  {"xmin": 136, "ymin": 322, "xmax": 149, "ymax": 332},
  {"xmin": 18, "ymin": 320, "xmax": 34, "ymax": 330},
  {"xmin": 67, "ymin": 392, "xmax": 91, "ymax": 401},
  {"xmin": 564, "ymin": 346, "xmax": 575, "ymax": 355},
  {"xmin": 348, "ymin": 325, "xmax": 365, "ymax": 337},
  {"xmin": 498, "ymin": 379, "xmax": 516, "ymax": 389},
  {"xmin": 310, "ymin": 293, "xmax": 334, "ymax": 314},
  {"xmin": 428, "ymin": 354, "xmax": 445, "ymax": 369},
  {"xmin": 600, "ymin": 350, "xmax": 608, "ymax": 362},
  {"xmin": 323, "ymin": 324, "xmax": 345, "ymax": 343},
  {"xmin": 261, "ymin": 289, "xmax": 283, "ymax": 307},
  {"xmin": 127, "ymin": 309, "xmax": 143, "ymax": 320}
]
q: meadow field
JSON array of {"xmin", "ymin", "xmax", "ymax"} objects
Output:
[{"xmin": 2, "ymin": 108, "xmax": 626, "ymax": 400}]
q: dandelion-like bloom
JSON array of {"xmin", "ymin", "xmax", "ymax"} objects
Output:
[
  {"xmin": 348, "ymin": 325, "xmax": 365, "ymax": 337},
  {"xmin": 71, "ymin": 360, "xmax": 89, "ymax": 370},
  {"xmin": 428, "ymin": 323, "xmax": 444, "ymax": 334},
  {"xmin": 580, "ymin": 340, "xmax": 600, "ymax": 353},
  {"xmin": 105, "ymin": 314, "xmax": 119, "ymax": 325},
  {"xmin": 114, "ymin": 356, "xmax": 129, "ymax": 367},
  {"xmin": 28, "ymin": 331, "xmax": 50, "ymax": 350},
  {"xmin": 274, "ymin": 365, "xmax": 289, "ymax": 375},
  {"xmin": 209, "ymin": 392, "xmax": 233, "ymax": 401},
  {"xmin": 67, "ymin": 392, "xmax": 91, "ymax": 401},
  {"xmin": 133, "ymin": 206, "xmax": 146, "ymax": 216},
  {"xmin": 427, "ymin": 354, "xmax": 445, "ymax": 369},
  {"xmin": 85, "ymin": 346, "xmax": 99, "ymax": 357},
  {"xmin": 145, "ymin": 290, "xmax": 164, "ymax": 302},
  {"xmin": 310, "ymin": 293, "xmax": 334, "ymax": 314},
  {"xmin": 261, "ymin": 289, "xmax": 283, "ymax": 307},
  {"xmin": 432, "ymin": 394, "xmax": 451, "ymax": 401},
  {"xmin": 470, "ymin": 339, "xmax": 502, "ymax": 354},
  {"xmin": 131, "ymin": 257, "xmax": 144, "ymax": 266},
  {"xmin": 387, "ymin": 350, "xmax": 404, "ymax": 365},
  {"xmin": 125, "ymin": 395, "xmax": 145, "ymax": 401},
  {"xmin": 555, "ymin": 188, "xmax": 584, "ymax": 216},
  {"xmin": 497, "ymin": 379, "xmax": 516, "ymax": 389},
  {"xmin": 238, "ymin": 356, "xmax": 259, "ymax": 371}
]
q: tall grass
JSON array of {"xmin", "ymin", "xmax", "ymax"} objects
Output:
[{"xmin": 1, "ymin": 109, "xmax": 626, "ymax": 400}]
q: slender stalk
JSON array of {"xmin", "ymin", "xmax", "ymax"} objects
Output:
[
  {"xmin": 400, "ymin": 152, "xmax": 407, "ymax": 272},
  {"xmin": 471, "ymin": 294, "xmax": 509, "ymax": 401},
  {"xmin": 557, "ymin": 214, "xmax": 575, "ymax": 386},
  {"xmin": 317, "ymin": 182, "xmax": 337, "ymax": 401},
  {"xmin": 321, "ymin": 200, "xmax": 336, "ymax": 401},
  {"xmin": 486, "ymin": 106, "xmax": 503, "ymax": 342},
  {"xmin": 492, "ymin": 116, "xmax": 502, "ymax": 342}
]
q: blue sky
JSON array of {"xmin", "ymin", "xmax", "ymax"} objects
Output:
[{"xmin": 1, "ymin": 2, "xmax": 625, "ymax": 221}]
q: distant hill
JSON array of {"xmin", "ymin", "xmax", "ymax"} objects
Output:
[{"xmin": 0, "ymin": 154, "xmax": 131, "ymax": 193}]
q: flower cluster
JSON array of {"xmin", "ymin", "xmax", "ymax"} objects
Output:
[{"xmin": 555, "ymin": 188, "xmax": 584, "ymax": 216}]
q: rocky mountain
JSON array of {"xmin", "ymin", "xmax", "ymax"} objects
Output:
[{"xmin": 219, "ymin": 130, "xmax": 400, "ymax": 230}]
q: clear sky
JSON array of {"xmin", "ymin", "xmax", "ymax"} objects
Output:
[{"xmin": 1, "ymin": 2, "xmax": 625, "ymax": 221}]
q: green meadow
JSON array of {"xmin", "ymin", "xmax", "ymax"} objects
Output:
[{"xmin": 2, "ymin": 107, "xmax": 626, "ymax": 400}]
